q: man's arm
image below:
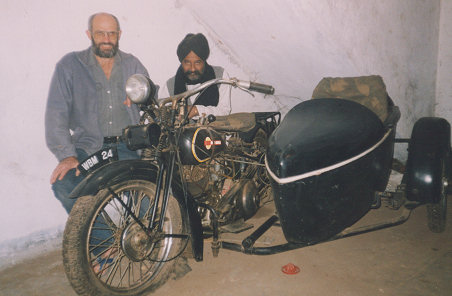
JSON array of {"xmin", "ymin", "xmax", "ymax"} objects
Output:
[
  {"xmin": 45, "ymin": 61, "xmax": 80, "ymax": 183},
  {"xmin": 45, "ymin": 62, "xmax": 77, "ymax": 161}
]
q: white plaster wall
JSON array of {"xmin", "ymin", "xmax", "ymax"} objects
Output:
[
  {"xmin": 436, "ymin": 0, "xmax": 452, "ymax": 121},
  {"xmin": 0, "ymin": 0, "xmax": 218, "ymax": 245},
  {"xmin": 0, "ymin": 0, "xmax": 445, "ymax": 249},
  {"xmin": 183, "ymin": 0, "xmax": 441, "ymax": 139}
]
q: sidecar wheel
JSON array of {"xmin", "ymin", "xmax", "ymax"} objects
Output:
[
  {"xmin": 427, "ymin": 161, "xmax": 448, "ymax": 233},
  {"xmin": 63, "ymin": 179, "xmax": 189, "ymax": 296}
]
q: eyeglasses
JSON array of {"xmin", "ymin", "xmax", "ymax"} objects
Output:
[{"xmin": 93, "ymin": 31, "xmax": 119, "ymax": 39}]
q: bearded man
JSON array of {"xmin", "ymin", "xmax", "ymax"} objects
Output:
[
  {"xmin": 159, "ymin": 33, "xmax": 252, "ymax": 119},
  {"xmin": 45, "ymin": 12, "xmax": 151, "ymax": 213}
]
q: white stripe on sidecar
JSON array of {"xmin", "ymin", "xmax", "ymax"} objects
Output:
[{"xmin": 265, "ymin": 129, "xmax": 393, "ymax": 185}]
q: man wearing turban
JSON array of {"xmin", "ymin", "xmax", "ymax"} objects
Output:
[{"xmin": 159, "ymin": 33, "xmax": 233, "ymax": 118}]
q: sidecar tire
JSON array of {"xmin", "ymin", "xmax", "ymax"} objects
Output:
[
  {"xmin": 63, "ymin": 180, "xmax": 189, "ymax": 296},
  {"xmin": 427, "ymin": 160, "xmax": 448, "ymax": 233},
  {"xmin": 427, "ymin": 187, "xmax": 447, "ymax": 233}
]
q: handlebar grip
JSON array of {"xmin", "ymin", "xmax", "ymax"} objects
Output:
[{"xmin": 248, "ymin": 82, "xmax": 275, "ymax": 95}]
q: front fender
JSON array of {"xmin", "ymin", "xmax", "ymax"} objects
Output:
[
  {"xmin": 405, "ymin": 117, "xmax": 451, "ymax": 203},
  {"xmin": 69, "ymin": 160, "xmax": 158, "ymax": 198},
  {"xmin": 69, "ymin": 159, "xmax": 204, "ymax": 261}
]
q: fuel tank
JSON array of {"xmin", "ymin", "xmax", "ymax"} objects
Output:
[
  {"xmin": 266, "ymin": 98, "xmax": 396, "ymax": 244},
  {"xmin": 178, "ymin": 127, "xmax": 226, "ymax": 165}
]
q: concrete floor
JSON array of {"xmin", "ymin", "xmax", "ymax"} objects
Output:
[{"xmin": 1, "ymin": 194, "xmax": 451, "ymax": 296}]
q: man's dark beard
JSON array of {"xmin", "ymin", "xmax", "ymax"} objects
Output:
[
  {"xmin": 91, "ymin": 38, "xmax": 119, "ymax": 58},
  {"xmin": 174, "ymin": 64, "xmax": 219, "ymax": 107},
  {"xmin": 184, "ymin": 70, "xmax": 203, "ymax": 84}
]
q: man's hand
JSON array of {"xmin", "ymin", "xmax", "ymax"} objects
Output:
[
  {"xmin": 123, "ymin": 96, "xmax": 132, "ymax": 107},
  {"xmin": 50, "ymin": 156, "xmax": 80, "ymax": 184}
]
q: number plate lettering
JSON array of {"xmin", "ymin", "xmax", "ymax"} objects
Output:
[{"xmin": 78, "ymin": 147, "xmax": 118, "ymax": 175}]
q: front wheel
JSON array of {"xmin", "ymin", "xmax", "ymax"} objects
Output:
[{"xmin": 63, "ymin": 179, "xmax": 190, "ymax": 296}]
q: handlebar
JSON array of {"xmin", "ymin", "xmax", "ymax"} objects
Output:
[
  {"xmin": 236, "ymin": 81, "xmax": 275, "ymax": 95},
  {"xmin": 159, "ymin": 77, "xmax": 275, "ymax": 109}
]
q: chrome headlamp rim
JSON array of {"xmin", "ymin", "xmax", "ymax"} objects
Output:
[{"xmin": 125, "ymin": 74, "xmax": 151, "ymax": 104}]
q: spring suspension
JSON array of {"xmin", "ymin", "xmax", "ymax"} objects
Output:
[
  {"xmin": 160, "ymin": 106, "xmax": 170, "ymax": 126},
  {"xmin": 140, "ymin": 137, "xmax": 166, "ymax": 160},
  {"xmin": 141, "ymin": 148, "xmax": 156, "ymax": 160}
]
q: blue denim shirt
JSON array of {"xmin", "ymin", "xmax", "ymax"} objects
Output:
[{"xmin": 45, "ymin": 47, "xmax": 149, "ymax": 161}]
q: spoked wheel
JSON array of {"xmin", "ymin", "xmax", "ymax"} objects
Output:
[
  {"xmin": 427, "ymin": 160, "xmax": 448, "ymax": 233},
  {"xmin": 63, "ymin": 179, "xmax": 190, "ymax": 296}
]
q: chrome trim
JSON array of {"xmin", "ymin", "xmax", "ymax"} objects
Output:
[{"xmin": 265, "ymin": 129, "xmax": 393, "ymax": 184}]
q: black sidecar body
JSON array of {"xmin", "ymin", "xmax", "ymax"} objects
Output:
[
  {"xmin": 264, "ymin": 76, "xmax": 450, "ymax": 245},
  {"xmin": 266, "ymin": 97, "xmax": 397, "ymax": 243}
]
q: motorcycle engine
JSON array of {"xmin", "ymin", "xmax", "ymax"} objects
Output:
[
  {"xmin": 183, "ymin": 165, "xmax": 212, "ymax": 199},
  {"xmin": 182, "ymin": 133, "xmax": 262, "ymax": 226}
]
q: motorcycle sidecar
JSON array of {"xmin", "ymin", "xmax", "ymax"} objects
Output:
[
  {"xmin": 264, "ymin": 75, "xmax": 451, "ymax": 246},
  {"xmin": 265, "ymin": 96, "xmax": 399, "ymax": 244},
  {"xmin": 218, "ymin": 76, "xmax": 450, "ymax": 256}
]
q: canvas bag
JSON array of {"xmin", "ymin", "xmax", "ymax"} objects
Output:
[{"xmin": 312, "ymin": 75, "xmax": 389, "ymax": 122}]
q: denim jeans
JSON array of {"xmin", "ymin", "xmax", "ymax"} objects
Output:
[{"xmin": 52, "ymin": 142, "xmax": 139, "ymax": 213}]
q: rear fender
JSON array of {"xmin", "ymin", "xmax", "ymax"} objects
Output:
[
  {"xmin": 69, "ymin": 159, "xmax": 204, "ymax": 261},
  {"xmin": 405, "ymin": 117, "xmax": 451, "ymax": 203}
]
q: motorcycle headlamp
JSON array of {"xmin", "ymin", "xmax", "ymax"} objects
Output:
[{"xmin": 125, "ymin": 74, "xmax": 157, "ymax": 105}]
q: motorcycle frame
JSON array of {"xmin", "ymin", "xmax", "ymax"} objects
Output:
[{"xmin": 219, "ymin": 204, "xmax": 415, "ymax": 256}]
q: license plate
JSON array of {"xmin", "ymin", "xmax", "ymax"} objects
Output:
[{"xmin": 78, "ymin": 146, "xmax": 118, "ymax": 175}]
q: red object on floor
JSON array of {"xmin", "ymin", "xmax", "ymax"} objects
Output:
[{"xmin": 281, "ymin": 263, "xmax": 300, "ymax": 274}]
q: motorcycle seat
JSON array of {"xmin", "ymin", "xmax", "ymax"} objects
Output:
[{"xmin": 207, "ymin": 112, "xmax": 256, "ymax": 133}]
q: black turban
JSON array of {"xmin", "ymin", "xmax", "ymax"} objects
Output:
[{"xmin": 176, "ymin": 33, "xmax": 210, "ymax": 62}]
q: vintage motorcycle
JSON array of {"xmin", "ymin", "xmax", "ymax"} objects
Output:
[
  {"xmin": 63, "ymin": 75, "xmax": 280, "ymax": 295},
  {"xmin": 62, "ymin": 75, "xmax": 450, "ymax": 296}
]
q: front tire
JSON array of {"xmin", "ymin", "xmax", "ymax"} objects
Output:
[{"xmin": 63, "ymin": 179, "xmax": 189, "ymax": 296}]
